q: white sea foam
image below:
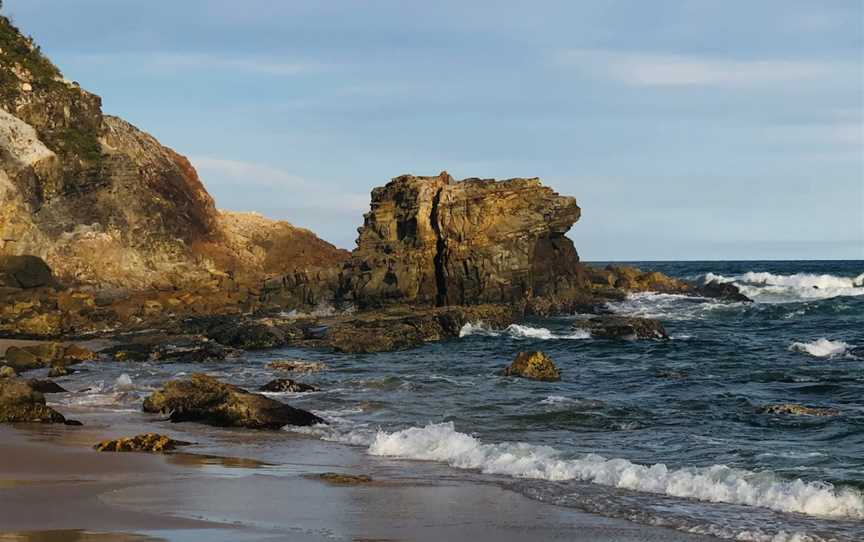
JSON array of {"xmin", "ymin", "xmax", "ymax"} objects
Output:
[
  {"xmin": 606, "ymin": 292, "xmax": 731, "ymax": 321},
  {"xmin": 114, "ymin": 373, "xmax": 134, "ymax": 390},
  {"xmin": 368, "ymin": 422, "xmax": 864, "ymax": 519},
  {"xmin": 459, "ymin": 322, "xmax": 591, "ymax": 340},
  {"xmin": 789, "ymin": 339, "xmax": 850, "ymax": 359},
  {"xmin": 705, "ymin": 271, "xmax": 864, "ymax": 303}
]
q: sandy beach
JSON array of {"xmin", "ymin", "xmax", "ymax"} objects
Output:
[{"xmin": 0, "ymin": 422, "xmax": 719, "ymax": 542}]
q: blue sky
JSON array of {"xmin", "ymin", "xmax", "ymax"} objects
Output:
[{"xmin": 4, "ymin": 0, "xmax": 862, "ymax": 260}]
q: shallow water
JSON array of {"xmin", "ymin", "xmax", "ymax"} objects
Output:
[{"xmin": 48, "ymin": 260, "xmax": 864, "ymax": 541}]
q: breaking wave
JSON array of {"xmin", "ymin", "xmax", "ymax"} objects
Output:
[
  {"xmin": 789, "ymin": 339, "xmax": 850, "ymax": 359},
  {"xmin": 705, "ymin": 271, "xmax": 864, "ymax": 303},
  {"xmin": 459, "ymin": 322, "xmax": 590, "ymax": 340},
  {"xmin": 368, "ymin": 422, "xmax": 864, "ymax": 520}
]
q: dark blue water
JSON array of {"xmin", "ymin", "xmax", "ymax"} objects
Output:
[{"xmin": 54, "ymin": 261, "xmax": 864, "ymax": 541}]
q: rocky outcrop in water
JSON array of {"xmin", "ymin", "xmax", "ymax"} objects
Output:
[
  {"xmin": 341, "ymin": 172, "xmax": 582, "ymax": 308},
  {"xmin": 259, "ymin": 379, "xmax": 319, "ymax": 393},
  {"xmin": 571, "ymin": 316, "xmax": 669, "ymax": 340},
  {"xmin": 760, "ymin": 404, "xmax": 839, "ymax": 417},
  {"xmin": 503, "ymin": 351, "xmax": 561, "ymax": 381},
  {"xmin": 142, "ymin": 374, "xmax": 324, "ymax": 429}
]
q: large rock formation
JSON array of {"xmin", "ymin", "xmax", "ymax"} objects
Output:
[
  {"xmin": 0, "ymin": 15, "xmax": 347, "ymax": 292},
  {"xmin": 341, "ymin": 172, "xmax": 582, "ymax": 308}
]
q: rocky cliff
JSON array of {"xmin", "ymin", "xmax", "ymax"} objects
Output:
[
  {"xmin": 341, "ymin": 172, "xmax": 583, "ymax": 308},
  {"xmin": 0, "ymin": 15, "xmax": 347, "ymax": 291}
]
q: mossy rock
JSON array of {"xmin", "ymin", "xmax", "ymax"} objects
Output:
[{"xmin": 503, "ymin": 351, "xmax": 560, "ymax": 382}]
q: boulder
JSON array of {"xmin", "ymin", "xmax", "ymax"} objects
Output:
[
  {"xmin": 205, "ymin": 321, "xmax": 286, "ymax": 350},
  {"xmin": 570, "ymin": 316, "xmax": 669, "ymax": 340},
  {"xmin": 0, "ymin": 255, "xmax": 53, "ymax": 289},
  {"xmin": 0, "ymin": 378, "xmax": 67, "ymax": 423},
  {"xmin": 0, "ymin": 366, "xmax": 16, "ymax": 378},
  {"xmin": 585, "ymin": 265, "xmax": 691, "ymax": 294},
  {"xmin": 698, "ymin": 280, "xmax": 752, "ymax": 302},
  {"xmin": 25, "ymin": 379, "xmax": 67, "ymax": 394},
  {"xmin": 259, "ymin": 379, "xmax": 319, "ymax": 393},
  {"xmin": 760, "ymin": 404, "xmax": 839, "ymax": 417},
  {"xmin": 142, "ymin": 374, "xmax": 324, "ymax": 429},
  {"xmin": 94, "ymin": 433, "xmax": 191, "ymax": 452},
  {"xmin": 503, "ymin": 351, "xmax": 560, "ymax": 382},
  {"xmin": 2, "ymin": 343, "xmax": 96, "ymax": 373}
]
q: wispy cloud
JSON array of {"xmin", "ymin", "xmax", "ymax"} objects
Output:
[
  {"xmin": 190, "ymin": 156, "xmax": 368, "ymax": 214},
  {"xmin": 551, "ymin": 49, "xmax": 844, "ymax": 87},
  {"xmin": 62, "ymin": 52, "xmax": 321, "ymax": 76}
]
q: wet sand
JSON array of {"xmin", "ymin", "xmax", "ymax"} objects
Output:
[{"xmin": 0, "ymin": 422, "xmax": 720, "ymax": 541}]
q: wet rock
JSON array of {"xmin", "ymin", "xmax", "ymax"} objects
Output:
[
  {"xmin": 94, "ymin": 433, "xmax": 191, "ymax": 452},
  {"xmin": 323, "ymin": 304, "xmax": 515, "ymax": 353},
  {"xmin": 570, "ymin": 316, "xmax": 669, "ymax": 340},
  {"xmin": 3, "ymin": 343, "xmax": 96, "ymax": 373},
  {"xmin": 0, "ymin": 255, "xmax": 53, "ymax": 289},
  {"xmin": 760, "ymin": 404, "xmax": 839, "ymax": 417},
  {"xmin": 585, "ymin": 265, "xmax": 691, "ymax": 294},
  {"xmin": 848, "ymin": 346, "xmax": 863, "ymax": 359},
  {"xmin": 259, "ymin": 379, "xmax": 320, "ymax": 393},
  {"xmin": 47, "ymin": 365, "xmax": 69, "ymax": 377},
  {"xmin": 205, "ymin": 321, "xmax": 286, "ymax": 350},
  {"xmin": 313, "ymin": 472, "xmax": 374, "ymax": 485},
  {"xmin": 267, "ymin": 360, "xmax": 328, "ymax": 373},
  {"xmin": 142, "ymin": 374, "xmax": 324, "ymax": 429},
  {"xmin": 503, "ymin": 351, "xmax": 560, "ymax": 382},
  {"xmin": 25, "ymin": 379, "xmax": 67, "ymax": 394},
  {"xmin": 698, "ymin": 280, "xmax": 752, "ymax": 302},
  {"xmin": 0, "ymin": 366, "xmax": 16, "ymax": 378},
  {"xmin": 0, "ymin": 378, "xmax": 67, "ymax": 423},
  {"xmin": 104, "ymin": 336, "xmax": 239, "ymax": 363}
]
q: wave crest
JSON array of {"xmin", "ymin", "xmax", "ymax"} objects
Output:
[
  {"xmin": 459, "ymin": 322, "xmax": 590, "ymax": 340},
  {"xmin": 704, "ymin": 271, "xmax": 864, "ymax": 303},
  {"xmin": 369, "ymin": 422, "xmax": 864, "ymax": 519}
]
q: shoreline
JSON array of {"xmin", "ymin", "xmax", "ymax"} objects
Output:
[{"xmin": 0, "ymin": 422, "xmax": 720, "ymax": 542}]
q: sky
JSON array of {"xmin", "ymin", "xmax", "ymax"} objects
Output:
[{"xmin": 4, "ymin": 0, "xmax": 863, "ymax": 260}]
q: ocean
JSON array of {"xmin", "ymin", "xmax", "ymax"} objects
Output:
[{"xmin": 52, "ymin": 260, "xmax": 864, "ymax": 541}]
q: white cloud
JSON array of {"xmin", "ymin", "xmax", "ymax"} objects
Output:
[
  {"xmin": 552, "ymin": 49, "xmax": 843, "ymax": 87},
  {"xmin": 190, "ymin": 156, "xmax": 369, "ymax": 214}
]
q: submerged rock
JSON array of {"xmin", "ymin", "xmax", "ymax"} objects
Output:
[
  {"xmin": 570, "ymin": 316, "xmax": 668, "ymax": 340},
  {"xmin": 503, "ymin": 351, "xmax": 561, "ymax": 382},
  {"xmin": 94, "ymin": 433, "xmax": 191, "ymax": 452},
  {"xmin": 259, "ymin": 379, "xmax": 320, "ymax": 393},
  {"xmin": 0, "ymin": 378, "xmax": 67, "ymax": 423},
  {"xmin": 313, "ymin": 472, "xmax": 374, "ymax": 485},
  {"xmin": 698, "ymin": 280, "xmax": 752, "ymax": 302},
  {"xmin": 142, "ymin": 374, "xmax": 324, "ymax": 429},
  {"xmin": 760, "ymin": 404, "xmax": 839, "ymax": 417},
  {"xmin": 25, "ymin": 379, "xmax": 67, "ymax": 394}
]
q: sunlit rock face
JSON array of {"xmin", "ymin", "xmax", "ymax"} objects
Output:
[{"xmin": 341, "ymin": 171, "xmax": 582, "ymax": 308}]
